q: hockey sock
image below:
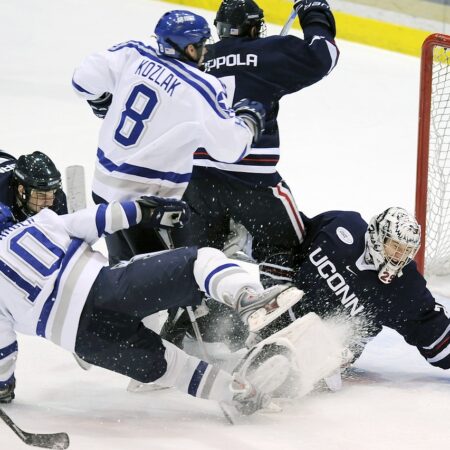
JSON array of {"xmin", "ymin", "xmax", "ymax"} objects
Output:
[{"xmin": 193, "ymin": 247, "xmax": 262, "ymax": 308}]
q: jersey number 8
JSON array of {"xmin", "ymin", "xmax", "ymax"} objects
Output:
[{"xmin": 114, "ymin": 84, "xmax": 159, "ymax": 147}]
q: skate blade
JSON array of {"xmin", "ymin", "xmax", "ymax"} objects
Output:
[
  {"xmin": 260, "ymin": 401, "xmax": 283, "ymax": 413},
  {"xmin": 127, "ymin": 379, "xmax": 171, "ymax": 393},
  {"xmin": 247, "ymin": 287, "xmax": 304, "ymax": 332},
  {"xmin": 219, "ymin": 401, "xmax": 237, "ymax": 425},
  {"xmin": 73, "ymin": 353, "xmax": 92, "ymax": 371}
]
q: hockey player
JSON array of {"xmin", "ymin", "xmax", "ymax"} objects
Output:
[
  {"xmin": 170, "ymin": 207, "xmax": 450, "ymax": 380},
  {"xmin": 0, "ymin": 201, "xmax": 303, "ymax": 416},
  {"xmin": 72, "ymin": 9, "xmax": 266, "ymax": 263},
  {"xmin": 0, "ymin": 150, "xmax": 67, "ymax": 220},
  {"xmin": 172, "ymin": 0, "xmax": 338, "ymax": 286}
]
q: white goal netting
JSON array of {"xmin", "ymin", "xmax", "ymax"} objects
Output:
[{"xmin": 417, "ymin": 35, "xmax": 450, "ymax": 280}]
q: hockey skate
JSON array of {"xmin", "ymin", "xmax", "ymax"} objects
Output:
[{"xmin": 236, "ymin": 284, "xmax": 304, "ymax": 332}]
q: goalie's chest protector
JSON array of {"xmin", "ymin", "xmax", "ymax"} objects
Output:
[{"xmin": 294, "ymin": 211, "xmax": 432, "ymax": 334}]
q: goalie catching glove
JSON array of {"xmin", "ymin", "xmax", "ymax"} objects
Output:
[
  {"xmin": 233, "ymin": 98, "xmax": 266, "ymax": 144},
  {"xmin": 137, "ymin": 195, "xmax": 191, "ymax": 229},
  {"xmin": 293, "ymin": 0, "xmax": 336, "ymax": 37}
]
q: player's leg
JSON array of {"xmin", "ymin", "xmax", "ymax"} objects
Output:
[
  {"xmin": 171, "ymin": 168, "xmax": 230, "ymax": 249},
  {"xmin": 74, "ymin": 310, "xmax": 273, "ymax": 416},
  {"xmin": 227, "ymin": 178, "xmax": 306, "ymax": 286},
  {"xmin": 193, "ymin": 247, "xmax": 304, "ymax": 331},
  {"xmin": 234, "ymin": 180, "xmax": 304, "ymax": 256},
  {"xmin": 87, "ymin": 247, "xmax": 204, "ymax": 318}
]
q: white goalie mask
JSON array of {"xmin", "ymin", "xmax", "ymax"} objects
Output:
[{"xmin": 365, "ymin": 207, "xmax": 421, "ymax": 284}]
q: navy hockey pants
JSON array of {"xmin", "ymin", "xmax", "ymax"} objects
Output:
[
  {"xmin": 75, "ymin": 247, "xmax": 202, "ymax": 383},
  {"xmin": 172, "ymin": 167, "xmax": 305, "ymax": 269}
]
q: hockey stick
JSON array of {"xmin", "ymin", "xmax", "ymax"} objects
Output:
[
  {"xmin": 280, "ymin": 8, "xmax": 297, "ymax": 36},
  {"xmin": 64, "ymin": 166, "xmax": 92, "ymax": 371},
  {"xmin": 65, "ymin": 165, "xmax": 87, "ymax": 213},
  {"xmin": 155, "ymin": 228, "xmax": 211, "ymax": 362},
  {"xmin": 0, "ymin": 408, "xmax": 70, "ymax": 449}
]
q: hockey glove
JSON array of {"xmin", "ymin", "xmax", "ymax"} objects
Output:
[
  {"xmin": 233, "ymin": 99, "xmax": 266, "ymax": 144},
  {"xmin": 0, "ymin": 378, "xmax": 15, "ymax": 404},
  {"xmin": 294, "ymin": 0, "xmax": 336, "ymax": 37},
  {"xmin": 137, "ymin": 196, "xmax": 191, "ymax": 229},
  {"xmin": 87, "ymin": 92, "xmax": 113, "ymax": 119}
]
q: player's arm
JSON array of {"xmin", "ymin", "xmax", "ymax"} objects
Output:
[
  {"xmin": 0, "ymin": 316, "xmax": 18, "ymax": 403},
  {"xmin": 72, "ymin": 43, "xmax": 133, "ymax": 117},
  {"xmin": 265, "ymin": 0, "xmax": 338, "ymax": 94},
  {"xmin": 414, "ymin": 300, "xmax": 450, "ymax": 370},
  {"xmin": 395, "ymin": 283, "xmax": 450, "ymax": 369},
  {"xmin": 60, "ymin": 198, "xmax": 189, "ymax": 244},
  {"xmin": 199, "ymin": 82, "xmax": 265, "ymax": 162}
]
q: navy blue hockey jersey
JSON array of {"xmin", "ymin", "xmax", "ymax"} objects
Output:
[
  {"xmin": 0, "ymin": 150, "xmax": 68, "ymax": 220},
  {"xmin": 195, "ymin": 23, "xmax": 339, "ymax": 185},
  {"xmin": 289, "ymin": 210, "xmax": 450, "ymax": 370}
]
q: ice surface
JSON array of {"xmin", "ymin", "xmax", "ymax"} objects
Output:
[{"xmin": 0, "ymin": 1, "xmax": 449, "ymax": 449}]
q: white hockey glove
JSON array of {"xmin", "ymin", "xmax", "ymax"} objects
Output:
[{"xmin": 137, "ymin": 196, "xmax": 191, "ymax": 229}]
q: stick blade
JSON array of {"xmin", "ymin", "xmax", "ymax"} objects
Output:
[
  {"xmin": 0, "ymin": 408, "xmax": 70, "ymax": 449},
  {"xmin": 23, "ymin": 431, "xmax": 70, "ymax": 449}
]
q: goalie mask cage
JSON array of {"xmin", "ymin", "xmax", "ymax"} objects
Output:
[{"xmin": 416, "ymin": 33, "xmax": 450, "ymax": 277}]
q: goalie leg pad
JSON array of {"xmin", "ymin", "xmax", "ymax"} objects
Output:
[
  {"xmin": 247, "ymin": 312, "xmax": 350, "ymax": 397},
  {"xmin": 234, "ymin": 338, "xmax": 298, "ymax": 395}
]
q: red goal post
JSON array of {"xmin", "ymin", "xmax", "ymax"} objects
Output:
[{"xmin": 415, "ymin": 33, "xmax": 450, "ymax": 276}]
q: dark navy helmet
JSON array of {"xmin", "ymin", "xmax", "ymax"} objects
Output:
[
  {"xmin": 215, "ymin": 0, "xmax": 265, "ymax": 38},
  {"xmin": 0, "ymin": 203, "xmax": 15, "ymax": 232},
  {"xmin": 12, "ymin": 151, "xmax": 62, "ymax": 218},
  {"xmin": 13, "ymin": 151, "xmax": 61, "ymax": 192},
  {"xmin": 155, "ymin": 10, "xmax": 211, "ymax": 59}
]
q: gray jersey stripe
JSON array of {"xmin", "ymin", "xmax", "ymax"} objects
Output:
[
  {"xmin": 199, "ymin": 365, "xmax": 220, "ymax": 399},
  {"xmin": 110, "ymin": 201, "xmax": 124, "ymax": 232},
  {"xmin": 50, "ymin": 249, "xmax": 92, "ymax": 346}
]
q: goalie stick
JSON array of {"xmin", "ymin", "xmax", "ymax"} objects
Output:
[
  {"xmin": 0, "ymin": 408, "xmax": 70, "ymax": 449},
  {"xmin": 65, "ymin": 165, "xmax": 87, "ymax": 213},
  {"xmin": 64, "ymin": 165, "xmax": 92, "ymax": 371}
]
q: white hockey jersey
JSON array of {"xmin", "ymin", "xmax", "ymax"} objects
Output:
[
  {"xmin": 0, "ymin": 202, "xmax": 140, "ymax": 385},
  {"xmin": 72, "ymin": 40, "xmax": 254, "ymax": 202}
]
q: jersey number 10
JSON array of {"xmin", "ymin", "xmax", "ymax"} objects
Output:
[{"xmin": 0, "ymin": 227, "xmax": 64, "ymax": 303}]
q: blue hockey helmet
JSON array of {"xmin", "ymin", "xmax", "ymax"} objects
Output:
[
  {"xmin": 0, "ymin": 203, "xmax": 15, "ymax": 232},
  {"xmin": 155, "ymin": 10, "xmax": 211, "ymax": 59}
]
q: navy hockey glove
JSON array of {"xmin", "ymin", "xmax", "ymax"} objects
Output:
[
  {"xmin": 87, "ymin": 92, "xmax": 113, "ymax": 119},
  {"xmin": 137, "ymin": 196, "xmax": 191, "ymax": 229},
  {"xmin": 294, "ymin": 0, "xmax": 336, "ymax": 37},
  {"xmin": 0, "ymin": 378, "xmax": 15, "ymax": 404},
  {"xmin": 233, "ymin": 99, "xmax": 266, "ymax": 144}
]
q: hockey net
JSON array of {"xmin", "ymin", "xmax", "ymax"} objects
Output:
[{"xmin": 416, "ymin": 34, "xmax": 450, "ymax": 285}]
